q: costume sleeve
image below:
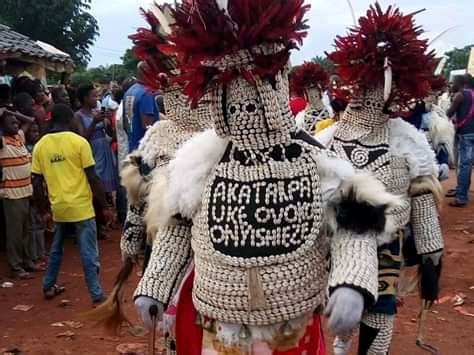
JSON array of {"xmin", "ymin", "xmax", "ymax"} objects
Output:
[
  {"xmin": 314, "ymin": 150, "xmax": 401, "ymax": 306},
  {"xmin": 410, "ymin": 176, "xmax": 444, "ymax": 254},
  {"xmin": 120, "ymin": 202, "xmax": 146, "ymax": 258},
  {"xmin": 134, "ymin": 223, "xmax": 193, "ymax": 304}
]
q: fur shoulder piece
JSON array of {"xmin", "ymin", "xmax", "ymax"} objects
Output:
[
  {"xmin": 313, "ymin": 122, "xmax": 338, "ymax": 147},
  {"xmin": 389, "ymin": 118, "xmax": 438, "ymax": 179},
  {"xmin": 166, "ymin": 129, "xmax": 229, "ymax": 219},
  {"xmin": 120, "ymin": 154, "xmax": 145, "ymax": 206},
  {"xmin": 314, "ymin": 150, "xmax": 402, "ymax": 245},
  {"xmin": 429, "ymin": 105, "xmax": 455, "ymax": 162}
]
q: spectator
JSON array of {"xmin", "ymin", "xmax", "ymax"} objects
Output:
[
  {"xmin": 25, "ymin": 122, "xmax": 47, "ymax": 264},
  {"xmin": 74, "ymin": 84, "xmax": 118, "ymax": 238},
  {"xmin": 123, "ymin": 62, "xmax": 159, "ymax": 152},
  {"xmin": 102, "ymin": 81, "xmax": 121, "ymax": 111},
  {"xmin": 0, "ymin": 84, "xmax": 11, "ymax": 108},
  {"xmin": 32, "ymin": 104, "xmax": 112, "ymax": 303},
  {"xmin": 0, "ymin": 110, "xmax": 39, "ymax": 279},
  {"xmin": 447, "ymin": 74, "xmax": 474, "ymax": 207},
  {"xmin": 12, "ymin": 92, "xmax": 35, "ymax": 132},
  {"xmin": 51, "ymin": 86, "xmax": 71, "ymax": 106}
]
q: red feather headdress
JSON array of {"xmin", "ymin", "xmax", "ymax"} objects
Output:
[
  {"xmin": 290, "ymin": 62, "xmax": 329, "ymax": 98},
  {"xmin": 162, "ymin": 0, "xmax": 310, "ymax": 106},
  {"xmin": 327, "ymin": 2, "xmax": 438, "ymax": 106},
  {"xmin": 129, "ymin": 4, "xmax": 177, "ymax": 91}
]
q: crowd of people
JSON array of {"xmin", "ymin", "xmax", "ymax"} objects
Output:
[{"xmin": 0, "ymin": 69, "xmax": 161, "ymax": 302}]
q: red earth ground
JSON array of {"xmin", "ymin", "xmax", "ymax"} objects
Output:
[{"xmin": 0, "ymin": 176, "xmax": 473, "ymax": 354}]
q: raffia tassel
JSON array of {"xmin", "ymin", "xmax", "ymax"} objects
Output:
[{"xmin": 247, "ymin": 268, "xmax": 267, "ymax": 311}]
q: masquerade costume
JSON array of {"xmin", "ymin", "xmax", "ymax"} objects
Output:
[
  {"xmin": 316, "ymin": 3, "xmax": 444, "ymax": 354},
  {"xmin": 290, "ymin": 62, "xmax": 331, "ymax": 132},
  {"xmin": 139, "ymin": 1, "xmax": 401, "ymax": 354},
  {"xmin": 120, "ymin": 5, "xmax": 212, "ymax": 265}
]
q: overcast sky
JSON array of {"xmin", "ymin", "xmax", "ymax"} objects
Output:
[{"xmin": 88, "ymin": 0, "xmax": 473, "ymax": 68}]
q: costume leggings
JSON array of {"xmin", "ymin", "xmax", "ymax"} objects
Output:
[
  {"xmin": 358, "ymin": 312, "xmax": 395, "ymax": 355},
  {"xmin": 333, "ymin": 312, "xmax": 394, "ymax": 355}
]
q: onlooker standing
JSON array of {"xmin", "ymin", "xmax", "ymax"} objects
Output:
[
  {"xmin": 25, "ymin": 122, "xmax": 46, "ymax": 264},
  {"xmin": 74, "ymin": 84, "xmax": 118, "ymax": 238},
  {"xmin": 12, "ymin": 92, "xmax": 35, "ymax": 132},
  {"xmin": 32, "ymin": 104, "xmax": 112, "ymax": 303},
  {"xmin": 123, "ymin": 62, "xmax": 159, "ymax": 152},
  {"xmin": 74, "ymin": 84, "xmax": 118, "ymax": 193},
  {"xmin": 51, "ymin": 86, "xmax": 71, "ymax": 106},
  {"xmin": 447, "ymin": 74, "xmax": 474, "ymax": 207},
  {"xmin": 0, "ymin": 110, "xmax": 37, "ymax": 279}
]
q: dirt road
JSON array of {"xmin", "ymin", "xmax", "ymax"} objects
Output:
[{"xmin": 0, "ymin": 178, "xmax": 473, "ymax": 354}]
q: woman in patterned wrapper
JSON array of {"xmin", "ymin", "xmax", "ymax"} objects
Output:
[
  {"xmin": 132, "ymin": 1, "xmax": 403, "ymax": 354},
  {"xmin": 315, "ymin": 3, "xmax": 445, "ymax": 354}
]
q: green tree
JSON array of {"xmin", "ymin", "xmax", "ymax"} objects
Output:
[
  {"xmin": 122, "ymin": 49, "xmax": 139, "ymax": 73},
  {"xmin": 0, "ymin": 0, "xmax": 99, "ymax": 66},
  {"xmin": 443, "ymin": 45, "xmax": 473, "ymax": 76},
  {"xmin": 311, "ymin": 55, "xmax": 335, "ymax": 73}
]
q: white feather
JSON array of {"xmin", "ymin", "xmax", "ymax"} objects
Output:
[
  {"xmin": 434, "ymin": 56, "xmax": 448, "ymax": 76},
  {"xmin": 345, "ymin": 0, "xmax": 357, "ymax": 26},
  {"xmin": 166, "ymin": 129, "xmax": 229, "ymax": 219},
  {"xmin": 149, "ymin": 3, "xmax": 172, "ymax": 35},
  {"xmin": 384, "ymin": 57, "xmax": 392, "ymax": 103}
]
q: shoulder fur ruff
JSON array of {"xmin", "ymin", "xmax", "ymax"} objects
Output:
[
  {"xmin": 429, "ymin": 105, "xmax": 455, "ymax": 163},
  {"xmin": 166, "ymin": 129, "xmax": 229, "ymax": 219},
  {"xmin": 313, "ymin": 123, "xmax": 337, "ymax": 147},
  {"xmin": 389, "ymin": 118, "xmax": 438, "ymax": 179},
  {"xmin": 313, "ymin": 150, "xmax": 355, "ymax": 203},
  {"xmin": 326, "ymin": 171, "xmax": 403, "ymax": 245},
  {"xmin": 120, "ymin": 154, "xmax": 145, "ymax": 206},
  {"xmin": 145, "ymin": 166, "xmax": 169, "ymax": 240}
]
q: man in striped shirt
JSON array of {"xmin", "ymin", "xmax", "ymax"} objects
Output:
[{"xmin": 0, "ymin": 110, "xmax": 37, "ymax": 279}]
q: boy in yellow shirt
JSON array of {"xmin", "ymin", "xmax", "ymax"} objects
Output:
[{"xmin": 32, "ymin": 104, "xmax": 113, "ymax": 304}]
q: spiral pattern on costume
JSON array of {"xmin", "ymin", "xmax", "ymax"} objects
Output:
[{"xmin": 350, "ymin": 148, "xmax": 369, "ymax": 167}]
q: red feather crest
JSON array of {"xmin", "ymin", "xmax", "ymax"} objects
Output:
[
  {"xmin": 129, "ymin": 4, "xmax": 177, "ymax": 91},
  {"xmin": 164, "ymin": 0, "xmax": 311, "ymax": 106},
  {"xmin": 290, "ymin": 62, "xmax": 329, "ymax": 98},
  {"xmin": 327, "ymin": 2, "xmax": 438, "ymax": 105}
]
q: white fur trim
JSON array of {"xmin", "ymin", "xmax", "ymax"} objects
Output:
[
  {"xmin": 313, "ymin": 123, "xmax": 337, "ymax": 147},
  {"xmin": 389, "ymin": 118, "xmax": 439, "ymax": 179},
  {"xmin": 120, "ymin": 155, "xmax": 145, "ymax": 206},
  {"xmin": 166, "ymin": 129, "xmax": 229, "ymax": 219},
  {"xmin": 295, "ymin": 110, "xmax": 306, "ymax": 130},
  {"xmin": 145, "ymin": 166, "xmax": 170, "ymax": 238},
  {"xmin": 313, "ymin": 151, "xmax": 355, "ymax": 204},
  {"xmin": 429, "ymin": 105, "xmax": 455, "ymax": 164}
]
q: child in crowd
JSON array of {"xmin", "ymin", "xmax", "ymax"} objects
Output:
[
  {"xmin": 25, "ymin": 122, "xmax": 48, "ymax": 265},
  {"xmin": 0, "ymin": 110, "xmax": 40, "ymax": 279}
]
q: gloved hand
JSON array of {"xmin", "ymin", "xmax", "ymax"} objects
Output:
[
  {"xmin": 325, "ymin": 287, "xmax": 364, "ymax": 335},
  {"xmin": 438, "ymin": 164, "xmax": 449, "ymax": 181},
  {"xmin": 134, "ymin": 296, "xmax": 164, "ymax": 331}
]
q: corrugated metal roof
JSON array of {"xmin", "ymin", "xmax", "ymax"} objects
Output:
[{"xmin": 0, "ymin": 24, "xmax": 74, "ymax": 66}]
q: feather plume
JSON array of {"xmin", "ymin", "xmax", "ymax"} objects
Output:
[
  {"xmin": 328, "ymin": 2, "xmax": 438, "ymax": 106},
  {"xmin": 290, "ymin": 61, "xmax": 329, "ymax": 98},
  {"xmin": 345, "ymin": 0, "xmax": 357, "ymax": 26},
  {"xmin": 128, "ymin": 4, "xmax": 178, "ymax": 91},
  {"xmin": 165, "ymin": 0, "xmax": 310, "ymax": 106}
]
